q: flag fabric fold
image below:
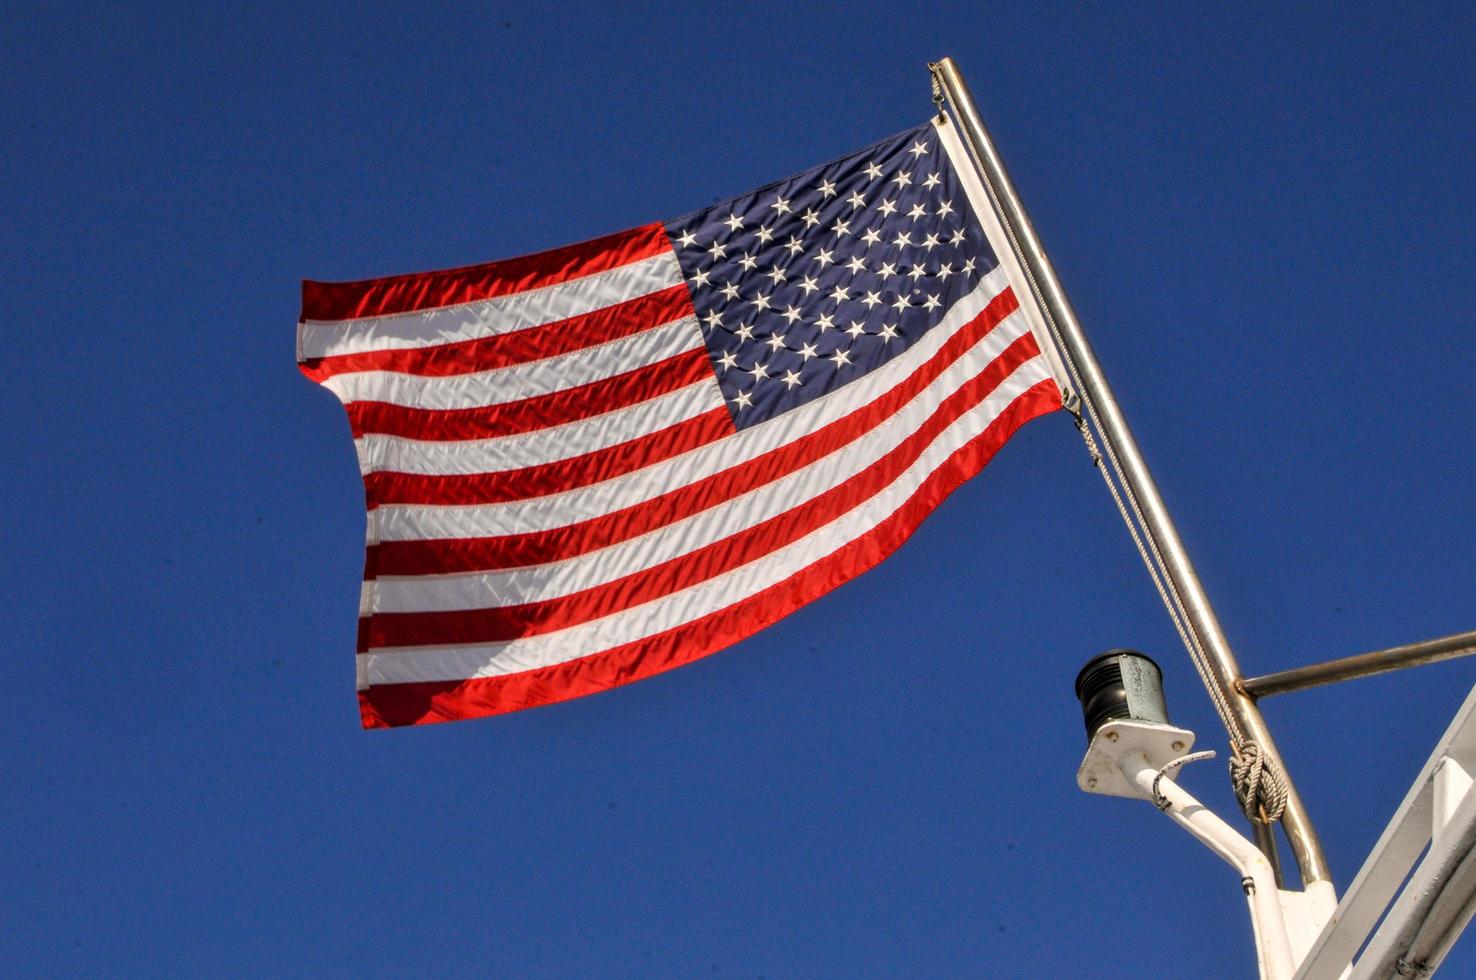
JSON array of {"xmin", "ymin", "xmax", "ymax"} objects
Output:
[{"xmin": 299, "ymin": 117, "xmax": 1066, "ymax": 728}]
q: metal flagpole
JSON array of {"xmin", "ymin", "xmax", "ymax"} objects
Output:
[{"xmin": 929, "ymin": 57, "xmax": 1332, "ymax": 886}]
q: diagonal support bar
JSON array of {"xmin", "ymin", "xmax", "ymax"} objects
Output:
[
  {"xmin": 1295, "ymin": 682, "xmax": 1476, "ymax": 979},
  {"xmin": 1243, "ymin": 629, "xmax": 1476, "ymax": 700}
]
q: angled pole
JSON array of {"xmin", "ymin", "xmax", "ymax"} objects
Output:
[
  {"xmin": 931, "ymin": 56, "xmax": 1331, "ymax": 886},
  {"xmin": 1243, "ymin": 629, "xmax": 1476, "ymax": 700}
]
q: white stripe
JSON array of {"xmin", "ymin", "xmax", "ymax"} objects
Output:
[
  {"xmin": 371, "ymin": 317, "xmax": 1039, "ymax": 611},
  {"xmin": 933, "ymin": 117, "xmax": 1074, "ymax": 406},
  {"xmin": 298, "ymin": 251, "xmax": 683, "ymax": 360},
  {"xmin": 361, "ymin": 360, "xmax": 1052, "ymax": 684},
  {"xmin": 322, "ymin": 316, "xmax": 704, "ymax": 409},
  {"xmin": 373, "ymin": 265, "xmax": 1013, "ymax": 542},
  {"xmin": 354, "ymin": 377, "xmax": 726, "ymax": 477}
]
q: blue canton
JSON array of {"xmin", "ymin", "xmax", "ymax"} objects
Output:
[{"xmin": 664, "ymin": 123, "xmax": 1000, "ymax": 429}]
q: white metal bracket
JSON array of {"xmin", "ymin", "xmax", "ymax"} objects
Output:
[
  {"xmin": 1077, "ymin": 719, "xmax": 1196, "ymax": 799},
  {"xmin": 1079, "ymin": 720, "xmax": 1338, "ymax": 979},
  {"xmin": 1076, "ymin": 690, "xmax": 1476, "ymax": 978}
]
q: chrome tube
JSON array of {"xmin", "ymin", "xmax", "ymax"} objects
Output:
[
  {"xmin": 1243, "ymin": 630, "xmax": 1476, "ymax": 700},
  {"xmin": 930, "ymin": 57, "xmax": 1329, "ymax": 885}
]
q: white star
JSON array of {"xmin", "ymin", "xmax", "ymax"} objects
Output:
[
  {"xmin": 908, "ymin": 139, "xmax": 929, "ymax": 158},
  {"xmin": 892, "ymin": 231, "xmax": 913, "ymax": 249},
  {"xmin": 936, "ymin": 199, "xmax": 953, "ymax": 218},
  {"xmin": 707, "ymin": 241, "xmax": 726, "ymax": 260},
  {"xmin": 863, "ymin": 161, "xmax": 884, "ymax": 179},
  {"xmin": 748, "ymin": 361, "xmax": 769, "ymax": 381},
  {"xmin": 908, "ymin": 202, "xmax": 927, "ymax": 221},
  {"xmin": 936, "ymin": 263, "xmax": 954, "ymax": 282},
  {"xmin": 878, "ymin": 261, "xmax": 898, "ymax": 277},
  {"xmin": 907, "ymin": 264, "xmax": 927, "ymax": 281},
  {"xmin": 818, "ymin": 178, "xmax": 838, "ymax": 198},
  {"xmin": 723, "ymin": 213, "xmax": 745, "ymax": 232},
  {"xmin": 719, "ymin": 281, "xmax": 741, "ymax": 301},
  {"xmin": 962, "ymin": 257, "xmax": 977, "ymax": 274},
  {"xmin": 766, "ymin": 332, "xmax": 787, "ymax": 351},
  {"xmin": 676, "ymin": 229, "xmax": 698, "ymax": 248},
  {"xmin": 797, "ymin": 342, "xmax": 819, "ymax": 361},
  {"xmin": 879, "ymin": 322, "xmax": 899, "ymax": 342},
  {"xmin": 801, "ymin": 207, "xmax": 821, "ymax": 229},
  {"xmin": 716, "ymin": 350, "xmax": 738, "ymax": 371},
  {"xmin": 891, "ymin": 294, "xmax": 911, "ymax": 312},
  {"xmin": 751, "ymin": 293, "xmax": 772, "ymax": 311},
  {"xmin": 770, "ymin": 195, "xmax": 791, "ymax": 215},
  {"xmin": 732, "ymin": 388, "xmax": 753, "ymax": 409},
  {"xmin": 734, "ymin": 321, "xmax": 756, "ymax": 341},
  {"xmin": 922, "ymin": 172, "xmax": 941, "ymax": 189},
  {"xmin": 845, "ymin": 320, "xmax": 867, "ymax": 339},
  {"xmin": 737, "ymin": 252, "xmax": 758, "ymax": 271},
  {"xmin": 922, "ymin": 294, "xmax": 941, "ymax": 311},
  {"xmin": 784, "ymin": 236, "xmax": 805, "ymax": 256},
  {"xmin": 814, "ymin": 248, "xmax": 836, "ymax": 269},
  {"xmin": 845, "ymin": 255, "xmax": 866, "ymax": 275},
  {"xmin": 861, "ymin": 290, "xmax": 882, "ymax": 309},
  {"xmin": 921, "ymin": 233, "xmax": 940, "ymax": 251},
  {"xmin": 690, "ymin": 268, "xmax": 712, "ymax": 287},
  {"xmin": 815, "ymin": 311, "xmax": 835, "ymax": 330},
  {"xmin": 780, "ymin": 369, "xmax": 803, "ymax": 389},
  {"xmin": 831, "ymin": 217, "xmax": 851, "ymax": 237},
  {"xmin": 781, "ymin": 305, "xmax": 804, "ymax": 325},
  {"xmin": 860, "ymin": 228, "xmax": 881, "ymax": 246},
  {"xmin": 890, "ymin": 170, "xmax": 913, "ymax": 189},
  {"xmin": 797, "ymin": 274, "xmax": 820, "ymax": 295},
  {"xmin": 949, "ymin": 228, "xmax": 966, "ymax": 245},
  {"xmin": 847, "ymin": 190, "xmax": 866, "ymax": 210},
  {"xmin": 756, "ymin": 225, "xmax": 775, "ymax": 244},
  {"xmin": 704, "ymin": 310, "xmax": 724, "ymax": 328},
  {"xmin": 828, "ymin": 284, "xmax": 849, "ymax": 303},
  {"xmin": 830, "ymin": 347, "xmax": 852, "ymax": 369},
  {"xmin": 878, "ymin": 199, "xmax": 898, "ymax": 217},
  {"xmin": 766, "ymin": 265, "xmax": 787, "ymax": 284}
]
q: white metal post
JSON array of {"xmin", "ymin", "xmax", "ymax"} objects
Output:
[{"xmin": 1117, "ymin": 750, "xmax": 1297, "ymax": 980}]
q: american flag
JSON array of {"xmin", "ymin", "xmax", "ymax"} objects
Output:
[{"xmin": 299, "ymin": 119, "xmax": 1066, "ymax": 728}]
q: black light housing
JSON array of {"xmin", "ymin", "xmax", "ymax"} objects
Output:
[{"xmin": 1074, "ymin": 649, "xmax": 1170, "ymax": 741}]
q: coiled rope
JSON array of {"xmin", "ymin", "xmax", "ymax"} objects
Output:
[{"xmin": 1229, "ymin": 741, "xmax": 1289, "ymax": 823}]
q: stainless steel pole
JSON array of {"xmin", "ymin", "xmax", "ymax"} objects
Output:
[
  {"xmin": 931, "ymin": 57, "xmax": 1330, "ymax": 885},
  {"xmin": 1243, "ymin": 629, "xmax": 1476, "ymax": 700}
]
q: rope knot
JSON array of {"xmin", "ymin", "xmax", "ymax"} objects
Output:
[
  {"xmin": 929, "ymin": 70, "xmax": 946, "ymax": 121},
  {"xmin": 1229, "ymin": 741, "xmax": 1288, "ymax": 823}
]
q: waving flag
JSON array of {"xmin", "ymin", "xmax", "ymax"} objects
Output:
[{"xmin": 299, "ymin": 117, "xmax": 1069, "ymax": 727}]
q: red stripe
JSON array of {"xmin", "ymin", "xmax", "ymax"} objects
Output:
[
  {"xmin": 364, "ymin": 332, "xmax": 1043, "ymax": 649},
  {"xmin": 345, "ymin": 349, "xmax": 715, "ymax": 440},
  {"xmin": 372, "ymin": 286, "xmax": 1023, "ymax": 574},
  {"xmin": 365, "ymin": 407, "xmax": 736, "ymax": 507},
  {"xmin": 358, "ymin": 380, "xmax": 1063, "ymax": 727},
  {"xmin": 356, "ymin": 539, "xmax": 379, "ymax": 655},
  {"xmin": 300, "ymin": 285, "xmax": 694, "ymax": 383},
  {"xmin": 301, "ymin": 223, "xmax": 672, "ymax": 322}
]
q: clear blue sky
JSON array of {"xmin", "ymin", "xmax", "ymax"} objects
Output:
[{"xmin": 4, "ymin": 4, "xmax": 1473, "ymax": 976}]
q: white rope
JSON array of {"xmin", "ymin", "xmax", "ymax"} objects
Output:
[{"xmin": 1228, "ymin": 741, "xmax": 1289, "ymax": 823}]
